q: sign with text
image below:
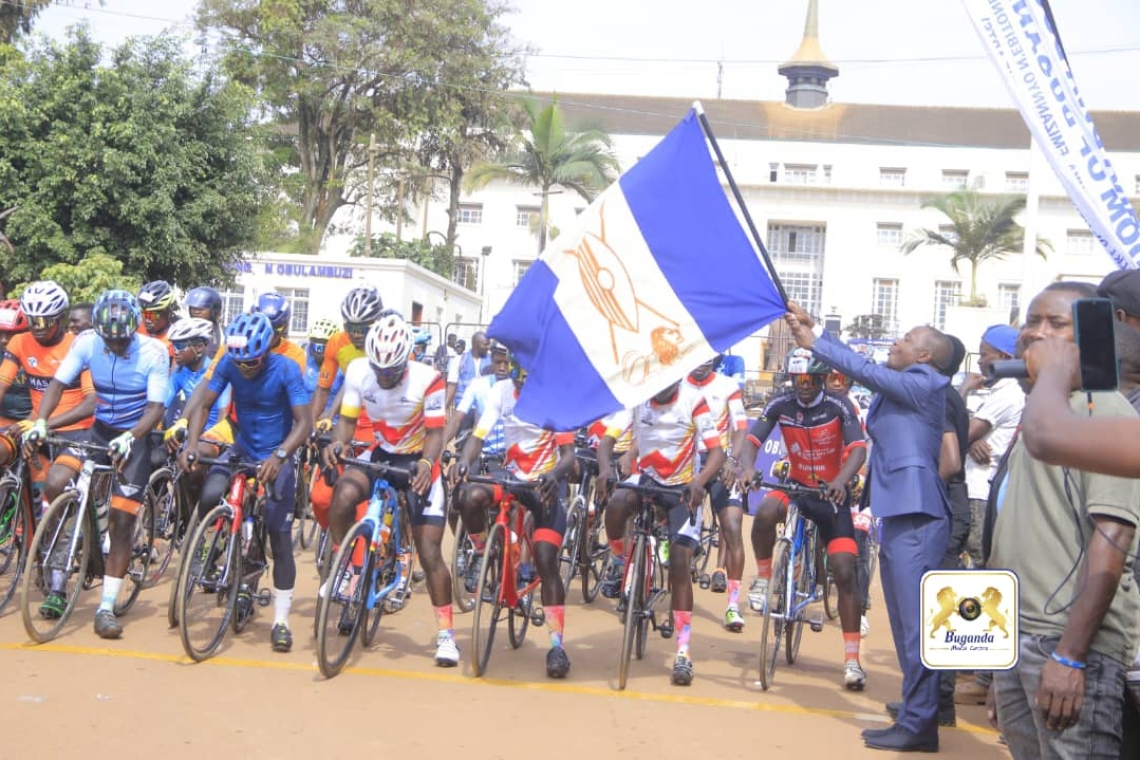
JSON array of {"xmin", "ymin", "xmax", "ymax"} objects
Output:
[{"xmin": 921, "ymin": 569, "xmax": 1019, "ymax": 670}]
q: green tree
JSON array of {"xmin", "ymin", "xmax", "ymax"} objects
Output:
[
  {"xmin": 198, "ymin": 0, "xmax": 527, "ymax": 255},
  {"xmin": 901, "ymin": 190, "xmax": 1051, "ymax": 305},
  {"xmin": 348, "ymin": 233, "xmax": 454, "ymax": 279},
  {"xmin": 1, "ymin": 0, "xmax": 53, "ymax": 45},
  {"xmin": 10, "ymin": 252, "xmax": 141, "ymax": 303},
  {"xmin": 0, "ymin": 29, "xmax": 274, "ymax": 287},
  {"xmin": 465, "ymin": 96, "xmax": 620, "ymax": 253}
]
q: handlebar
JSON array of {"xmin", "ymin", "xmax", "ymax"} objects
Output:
[
  {"xmin": 611, "ymin": 478, "xmax": 697, "ymax": 526},
  {"xmin": 752, "ymin": 478, "xmax": 831, "ymax": 500},
  {"xmin": 185, "ymin": 452, "xmax": 279, "ymax": 502},
  {"xmin": 465, "ymin": 473, "xmax": 543, "ymax": 497},
  {"xmin": 336, "ymin": 456, "xmax": 414, "ymax": 483}
]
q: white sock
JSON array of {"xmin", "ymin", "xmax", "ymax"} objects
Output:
[
  {"xmin": 99, "ymin": 576, "xmax": 123, "ymax": 612},
  {"xmin": 273, "ymin": 587, "xmax": 293, "ymax": 627}
]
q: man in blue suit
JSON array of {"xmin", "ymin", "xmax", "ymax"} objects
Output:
[{"xmin": 785, "ymin": 302, "xmax": 952, "ymax": 753}]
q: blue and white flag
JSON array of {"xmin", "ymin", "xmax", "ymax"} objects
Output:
[
  {"xmin": 488, "ymin": 109, "xmax": 786, "ymax": 430},
  {"xmin": 963, "ymin": 0, "xmax": 1139, "ymax": 269}
]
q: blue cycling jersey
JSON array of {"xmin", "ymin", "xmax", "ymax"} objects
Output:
[
  {"xmin": 55, "ymin": 332, "xmax": 169, "ymax": 430},
  {"xmin": 165, "ymin": 364, "xmax": 229, "ymax": 429},
  {"xmin": 304, "ymin": 349, "xmax": 342, "ymax": 415},
  {"xmin": 209, "ymin": 352, "xmax": 310, "ymax": 460}
]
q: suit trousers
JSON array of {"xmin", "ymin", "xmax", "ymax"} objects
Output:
[{"xmin": 880, "ymin": 511, "xmax": 950, "ymax": 734}]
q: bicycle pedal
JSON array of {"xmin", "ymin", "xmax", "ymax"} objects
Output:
[
  {"xmin": 531, "ymin": 608, "xmax": 545, "ymax": 627},
  {"xmin": 659, "ymin": 620, "xmax": 674, "ymax": 639},
  {"xmin": 254, "ymin": 589, "xmax": 272, "ymax": 607},
  {"xmin": 698, "ymin": 574, "xmax": 711, "ymax": 590},
  {"xmin": 809, "ymin": 615, "xmax": 824, "ymax": 633}
]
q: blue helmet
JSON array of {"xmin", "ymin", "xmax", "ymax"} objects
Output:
[
  {"xmin": 225, "ymin": 312, "xmax": 275, "ymax": 362},
  {"xmin": 253, "ymin": 292, "xmax": 291, "ymax": 331},
  {"xmin": 93, "ymin": 290, "xmax": 140, "ymax": 340},
  {"xmin": 413, "ymin": 330, "xmax": 431, "ymax": 346},
  {"xmin": 185, "ymin": 286, "xmax": 222, "ymax": 320}
]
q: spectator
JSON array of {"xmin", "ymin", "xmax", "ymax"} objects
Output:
[
  {"xmin": 69, "ymin": 303, "xmax": 93, "ymax": 335},
  {"xmin": 434, "ymin": 333, "xmax": 457, "ymax": 373},
  {"xmin": 446, "ymin": 332, "xmax": 490, "ymax": 411},
  {"xmin": 1097, "ymin": 268, "xmax": 1140, "ymax": 331}
]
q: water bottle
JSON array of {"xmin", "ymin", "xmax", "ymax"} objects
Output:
[{"xmin": 377, "ymin": 508, "xmax": 393, "ymax": 549}]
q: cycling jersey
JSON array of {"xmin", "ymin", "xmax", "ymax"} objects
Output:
[
  {"xmin": 0, "ymin": 331, "xmax": 94, "ymax": 431},
  {"xmin": 166, "ymin": 363, "xmax": 229, "ymax": 429},
  {"xmin": 341, "ymin": 358, "xmax": 445, "ymax": 455},
  {"xmin": 55, "ymin": 332, "xmax": 169, "ymax": 430},
  {"xmin": 208, "ymin": 352, "xmax": 310, "ymax": 460},
  {"xmin": 138, "ymin": 322, "xmax": 174, "ymax": 358},
  {"xmin": 317, "ymin": 331, "xmax": 362, "ymax": 390},
  {"xmin": 304, "ymin": 349, "xmax": 342, "ymax": 414},
  {"xmin": 473, "ymin": 381, "xmax": 573, "ymax": 481},
  {"xmin": 455, "ymin": 374, "xmax": 506, "ymax": 456},
  {"xmin": 611, "ymin": 383, "xmax": 720, "ymax": 486},
  {"xmin": 686, "ymin": 371, "xmax": 747, "ymax": 452},
  {"xmin": 595, "ymin": 409, "xmax": 634, "ymax": 453},
  {"xmin": 747, "ymin": 390, "xmax": 866, "ymax": 485}
]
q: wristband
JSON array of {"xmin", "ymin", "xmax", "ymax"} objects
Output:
[
  {"xmin": 418, "ymin": 458, "xmax": 433, "ymax": 471},
  {"xmin": 1050, "ymin": 650, "xmax": 1086, "ymax": 670}
]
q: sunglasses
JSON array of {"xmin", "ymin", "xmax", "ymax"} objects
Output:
[
  {"xmin": 142, "ymin": 309, "xmax": 167, "ymax": 318},
  {"xmin": 172, "ymin": 339, "xmax": 205, "ymax": 351},
  {"xmin": 28, "ymin": 316, "xmax": 60, "ymax": 330},
  {"xmin": 344, "ymin": 322, "xmax": 369, "ymax": 336},
  {"xmin": 234, "ymin": 356, "xmax": 264, "ymax": 371},
  {"xmin": 373, "ymin": 364, "xmax": 406, "ymax": 383},
  {"xmin": 791, "ymin": 374, "xmax": 823, "ymax": 389}
]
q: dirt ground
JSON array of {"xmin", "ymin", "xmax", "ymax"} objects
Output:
[{"xmin": 0, "ymin": 519, "xmax": 1007, "ymax": 760}]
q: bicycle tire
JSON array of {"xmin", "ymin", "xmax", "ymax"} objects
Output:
[
  {"xmin": 232, "ymin": 508, "xmax": 268, "ymax": 636},
  {"xmin": 450, "ymin": 516, "xmax": 475, "ymax": 613},
  {"xmin": 634, "ymin": 538, "xmax": 651, "ymax": 661},
  {"xmin": 758, "ymin": 539, "xmax": 789, "ymax": 690},
  {"xmin": 178, "ymin": 504, "xmax": 240, "ymax": 662},
  {"xmin": 580, "ymin": 503, "xmax": 607, "ymax": 603},
  {"xmin": 471, "ymin": 523, "xmax": 505, "ymax": 677},
  {"xmin": 557, "ymin": 499, "xmax": 581, "ymax": 593},
  {"xmin": 360, "ymin": 551, "xmax": 390, "ymax": 648},
  {"xmin": 821, "ymin": 537, "xmax": 839, "ymax": 622},
  {"xmin": 113, "ymin": 496, "xmax": 154, "ymax": 616},
  {"xmin": 142, "ymin": 467, "xmax": 177, "ymax": 586},
  {"xmin": 316, "ymin": 521, "xmax": 370, "ymax": 677},
  {"xmin": 786, "ymin": 537, "xmax": 808, "ymax": 665},
  {"xmin": 618, "ymin": 533, "xmax": 646, "ymax": 690},
  {"xmin": 166, "ymin": 506, "xmax": 200, "ymax": 629},
  {"xmin": 0, "ymin": 480, "xmax": 28, "ymax": 613},
  {"xmin": 294, "ymin": 462, "xmax": 315, "ymax": 550},
  {"xmin": 21, "ymin": 491, "xmax": 89, "ymax": 643},
  {"xmin": 693, "ymin": 496, "xmax": 716, "ymax": 578}
]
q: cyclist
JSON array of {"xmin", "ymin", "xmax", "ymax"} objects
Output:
[
  {"xmin": 0, "ymin": 300, "xmax": 32, "ymax": 426},
  {"xmin": 595, "ymin": 379, "xmax": 725, "ymax": 687},
  {"xmin": 731, "ymin": 348, "xmax": 869, "ymax": 691},
  {"xmin": 163, "ymin": 317, "xmax": 229, "ymax": 432},
  {"xmin": 321, "ymin": 314, "xmax": 456, "ymax": 666},
  {"xmin": 179, "ymin": 312, "xmax": 312, "ymax": 653},
  {"xmin": 311, "ymin": 284, "xmax": 384, "ymax": 428},
  {"xmin": 304, "ymin": 317, "xmax": 343, "ymax": 422},
  {"xmin": 68, "ymin": 302, "xmax": 93, "ymax": 335},
  {"xmin": 184, "ymin": 286, "xmax": 224, "ymax": 349},
  {"xmin": 452, "ymin": 350, "xmax": 577, "ymax": 679},
  {"xmin": 136, "ymin": 280, "xmax": 178, "ymax": 355},
  {"xmin": 0, "ymin": 282, "xmax": 96, "ymax": 506},
  {"xmin": 30, "ymin": 290, "xmax": 169, "ymax": 638},
  {"xmin": 411, "ymin": 329, "xmax": 432, "ymax": 364},
  {"xmin": 686, "ymin": 355, "xmax": 749, "ymax": 631},
  {"xmin": 441, "ymin": 340, "xmax": 509, "ymax": 462}
]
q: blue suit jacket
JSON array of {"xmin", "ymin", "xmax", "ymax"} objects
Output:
[{"xmin": 810, "ymin": 331, "xmax": 950, "ymax": 519}]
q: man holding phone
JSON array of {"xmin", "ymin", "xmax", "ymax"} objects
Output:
[{"xmin": 987, "ymin": 282, "xmax": 1140, "ymax": 759}]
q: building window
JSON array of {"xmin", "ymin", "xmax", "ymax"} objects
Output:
[
  {"xmin": 515, "ymin": 206, "xmax": 539, "ymax": 228},
  {"xmin": 768, "ymin": 222, "xmax": 826, "ymax": 317},
  {"xmin": 457, "ymin": 203, "xmax": 483, "ymax": 225},
  {"xmin": 513, "ymin": 260, "xmax": 532, "ymax": 286},
  {"xmin": 783, "ymin": 164, "xmax": 817, "ymax": 185},
  {"xmin": 998, "ymin": 284, "xmax": 1021, "ymax": 316},
  {"xmin": 1066, "ymin": 229, "xmax": 1095, "ymax": 256},
  {"xmin": 1005, "ymin": 172, "xmax": 1029, "ymax": 193},
  {"xmin": 933, "ymin": 280, "xmax": 962, "ymax": 330},
  {"xmin": 410, "ymin": 302, "xmax": 423, "ymax": 325},
  {"xmin": 822, "ymin": 165, "xmax": 832, "ymax": 184},
  {"xmin": 879, "ymin": 168, "xmax": 906, "ymax": 188},
  {"xmin": 876, "ymin": 223, "xmax": 903, "ymax": 248},
  {"xmin": 220, "ymin": 290, "xmax": 245, "ymax": 325},
  {"xmin": 276, "ymin": 287, "xmax": 310, "ymax": 335},
  {"xmin": 769, "ymin": 163, "xmax": 778, "ymax": 183},
  {"xmin": 453, "ymin": 257, "xmax": 478, "ymax": 290},
  {"xmin": 872, "ymin": 278, "xmax": 899, "ymax": 328},
  {"xmin": 942, "ymin": 170, "xmax": 969, "ymax": 191},
  {"xmin": 1135, "ymin": 175, "xmax": 1140, "ymax": 196}
]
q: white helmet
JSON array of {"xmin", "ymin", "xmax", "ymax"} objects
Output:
[
  {"xmin": 20, "ymin": 280, "xmax": 70, "ymax": 318},
  {"xmin": 340, "ymin": 284, "xmax": 383, "ymax": 324},
  {"xmin": 167, "ymin": 317, "xmax": 215, "ymax": 343},
  {"xmin": 365, "ymin": 313, "xmax": 412, "ymax": 369}
]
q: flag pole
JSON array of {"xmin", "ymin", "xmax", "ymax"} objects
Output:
[{"xmin": 693, "ymin": 101, "xmax": 788, "ymax": 305}]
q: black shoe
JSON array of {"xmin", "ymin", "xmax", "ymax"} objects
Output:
[
  {"xmin": 600, "ymin": 562, "xmax": 623, "ymax": 599},
  {"xmin": 863, "ymin": 725, "xmax": 938, "ymax": 753},
  {"xmin": 862, "ymin": 726, "xmax": 896, "ymax": 740},
  {"xmin": 885, "ymin": 701, "xmax": 956, "ymax": 728},
  {"xmin": 671, "ymin": 655, "xmax": 693, "ymax": 686},
  {"xmin": 271, "ymin": 623, "xmax": 293, "ymax": 653},
  {"xmin": 546, "ymin": 646, "xmax": 571, "ymax": 679}
]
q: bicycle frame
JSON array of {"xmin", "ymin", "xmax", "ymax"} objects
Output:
[
  {"xmin": 358, "ymin": 474, "xmax": 410, "ymax": 609},
  {"xmin": 487, "ymin": 488, "xmax": 542, "ymax": 610}
]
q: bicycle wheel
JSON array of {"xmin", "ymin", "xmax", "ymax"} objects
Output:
[
  {"xmin": 112, "ymin": 498, "xmax": 153, "ymax": 616},
  {"xmin": 758, "ymin": 539, "xmax": 789, "ymax": 690},
  {"xmin": 618, "ymin": 534, "xmax": 647, "ymax": 690},
  {"xmin": 508, "ymin": 512, "xmax": 534, "ymax": 649},
  {"xmin": 21, "ymin": 491, "xmax": 90, "ymax": 643},
  {"xmin": 0, "ymin": 481, "xmax": 27, "ymax": 613},
  {"xmin": 167, "ymin": 506, "xmax": 200, "ymax": 629},
  {"xmin": 361, "ymin": 551, "xmax": 395, "ymax": 648},
  {"xmin": 450, "ymin": 516, "xmax": 475, "ymax": 613},
  {"xmin": 294, "ymin": 462, "xmax": 316, "ymax": 550},
  {"xmin": 821, "ymin": 538, "xmax": 839, "ymax": 622},
  {"xmin": 693, "ymin": 496, "xmax": 717, "ymax": 578},
  {"xmin": 786, "ymin": 541, "xmax": 808, "ymax": 665},
  {"xmin": 580, "ymin": 501, "xmax": 607, "ymax": 603},
  {"xmin": 557, "ymin": 498, "xmax": 582, "ymax": 593},
  {"xmin": 316, "ymin": 521, "xmax": 370, "ymax": 677},
  {"xmin": 143, "ymin": 467, "xmax": 177, "ymax": 586},
  {"xmin": 471, "ymin": 523, "xmax": 505, "ymax": 677},
  {"xmin": 178, "ymin": 504, "xmax": 240, "ymax": 662}
]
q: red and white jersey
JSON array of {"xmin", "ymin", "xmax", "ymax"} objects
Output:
[
  {"xmin": 685, "ymin": 371, "xmax": 747, "ymax": 452},
  {"xmin": 474, "ymin": 381, "xmax": 573, "ymax": 481},
  {"xmin": 342, "ymin": 358, "xmax": 445, "ymax": 454},
  {"xmin": 631, "ymin": 383, "xmax": 721, "ymax": 486},
  {"xmin": 588, "ymin": 408, "xmax": 634, "ymax": 453}
]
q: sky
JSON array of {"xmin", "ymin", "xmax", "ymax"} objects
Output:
[{"xmin": 35, "ymin": 0, "xmax": 1140, "ymax": 110}]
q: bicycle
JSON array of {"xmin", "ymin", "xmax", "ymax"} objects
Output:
[
  {"xmin": 175, "ymin": 454, "xmax": 275, "ymax": 662},
  {"xmin": 293, "ymin": 440, "xmax": 320, "ymax": 551},
  {"xmin": 557, "ymin": 442, "xmax": 609, "ymax": 604},
  {"xmin": 314, "ymin": 457, "xmax": 416, "ymax": 678},
  {"xmin": 0, "ymin": 432, "xmax": 42, "ymax": 614},
  {"xmin": 690, "ymin": 493, "xmax": 720, "ymax": 589},
  {"xmin": 467, "ymin": 473, "xmax": 546, "ymax": 678},
  {"xmin": 158, "ymin": 441, "xmax": 214, "ymax": 629},
  {"xmin": 444, "ymin": 446, "xmax": 500, "ymax": 614},
  {"xmin": 20, "ymin": 436, "xmax": 155, "ymax": 643},
  {"xmin": 752, "ymin": 477, "xmax": 833, "ymax": 691},
  {"xmin": 610, "ymin": 478, "xmax": 693, "ymax": 690}
]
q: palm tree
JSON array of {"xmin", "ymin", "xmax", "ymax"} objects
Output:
[
  {"xmin": 901, "ymin": 190, "xmax": 1051, "ymax": 305},
  {"xmin": 465, "ymin": 97, "xmax": 620, "ymax": 252}
]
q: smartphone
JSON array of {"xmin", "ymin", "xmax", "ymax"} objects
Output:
[{"xmin": 1073, "ymin": 297, "xmax": 1119, "ymax": 392}]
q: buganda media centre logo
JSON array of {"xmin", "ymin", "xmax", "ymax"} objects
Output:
[{"xmin": 920, "ymin": 569, "xmax": 1019, "ymax": 670}]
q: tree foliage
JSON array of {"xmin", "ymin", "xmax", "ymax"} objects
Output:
[
  {"xmin": 901, "ymin": 190, "xmax": 1051, "ymax": 305},
  {"xmin": 348, "ymin": 232, "xmax": 454, "ymax": 279},
  {"xmin": 10, "ymin": 252, "xmax": 141, "ymax": 303},
  {"xmin": 198, "ymin": 0, "xmax": 527, "ymax": 255},
  {"xmin": 0, "ymin": 29, "xmax": 274, "ymax": 288},
  {"xmin": 1, "ymin": 0, "xmax": 53, "ymax": 45}
]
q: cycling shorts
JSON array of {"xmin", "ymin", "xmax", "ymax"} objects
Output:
[
  {"xmin": 635, "ymin": 474, "xmax": 702, "ymax": 551},
  {"xmin": 766, "ymin": 488, "xmax": 857, "ymax": 555},
  {"xmin": 473, "ymin": 469, "xmax": 567, "ymax": 544},
  {"xmin": 206, "ymin": 443, "xmax": 295, "ymax": 534},
  {"xmin": 61, "ymin": 422, "xmax": 155, "ymax": 515}
]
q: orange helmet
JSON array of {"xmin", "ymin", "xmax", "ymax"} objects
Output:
[{"xmin": 0, "ymin": 300, "xmax": 27, "ymax": 333}]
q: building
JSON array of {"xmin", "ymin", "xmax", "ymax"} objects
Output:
[{"xmin": 325, "ymin": 0, "xmax": 1140, "ymax": 380}]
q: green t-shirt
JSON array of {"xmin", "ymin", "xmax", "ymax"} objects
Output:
[{"xmin": 990, "ymin": 390, "xmax": 1140, "ymax": 665}]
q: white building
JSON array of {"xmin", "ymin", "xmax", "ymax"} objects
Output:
[{"xmin": 324, "ymin": 0, "xmax": 1140, "ymax": 379}]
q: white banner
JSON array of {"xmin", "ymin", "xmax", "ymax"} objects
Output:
[{"xmin": 963, "ymin": 0, "xmax": 1139, "ymax": 270}]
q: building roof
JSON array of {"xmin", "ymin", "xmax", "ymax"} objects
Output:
[
  {"xmin": 529, "ymin": 91, "xmax": 1140, "ymax": 151},
  {"xmin": 779, "ymin": 0, "xmax": 838, "ymax": 75}
]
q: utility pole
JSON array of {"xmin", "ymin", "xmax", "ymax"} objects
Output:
[{"xmin": 363, "ymin": 133, "xmax": 378, "ymax": 256}]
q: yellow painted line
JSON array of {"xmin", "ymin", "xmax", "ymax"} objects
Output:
[{"xmin": 0, "ymin": 641, "xmax": 998, "ymax": 735}]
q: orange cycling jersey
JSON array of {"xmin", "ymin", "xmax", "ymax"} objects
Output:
[
  {"xmin": 317, "ymin": 331, "xmax": 362, "ymax": 389},
  {"xmin": 138, "ymin": 323, "xmax": 175, "ymax": 358},
  {"xmin": 0, "ymin": 332, "xmax": 94, "ymax": 431}
]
